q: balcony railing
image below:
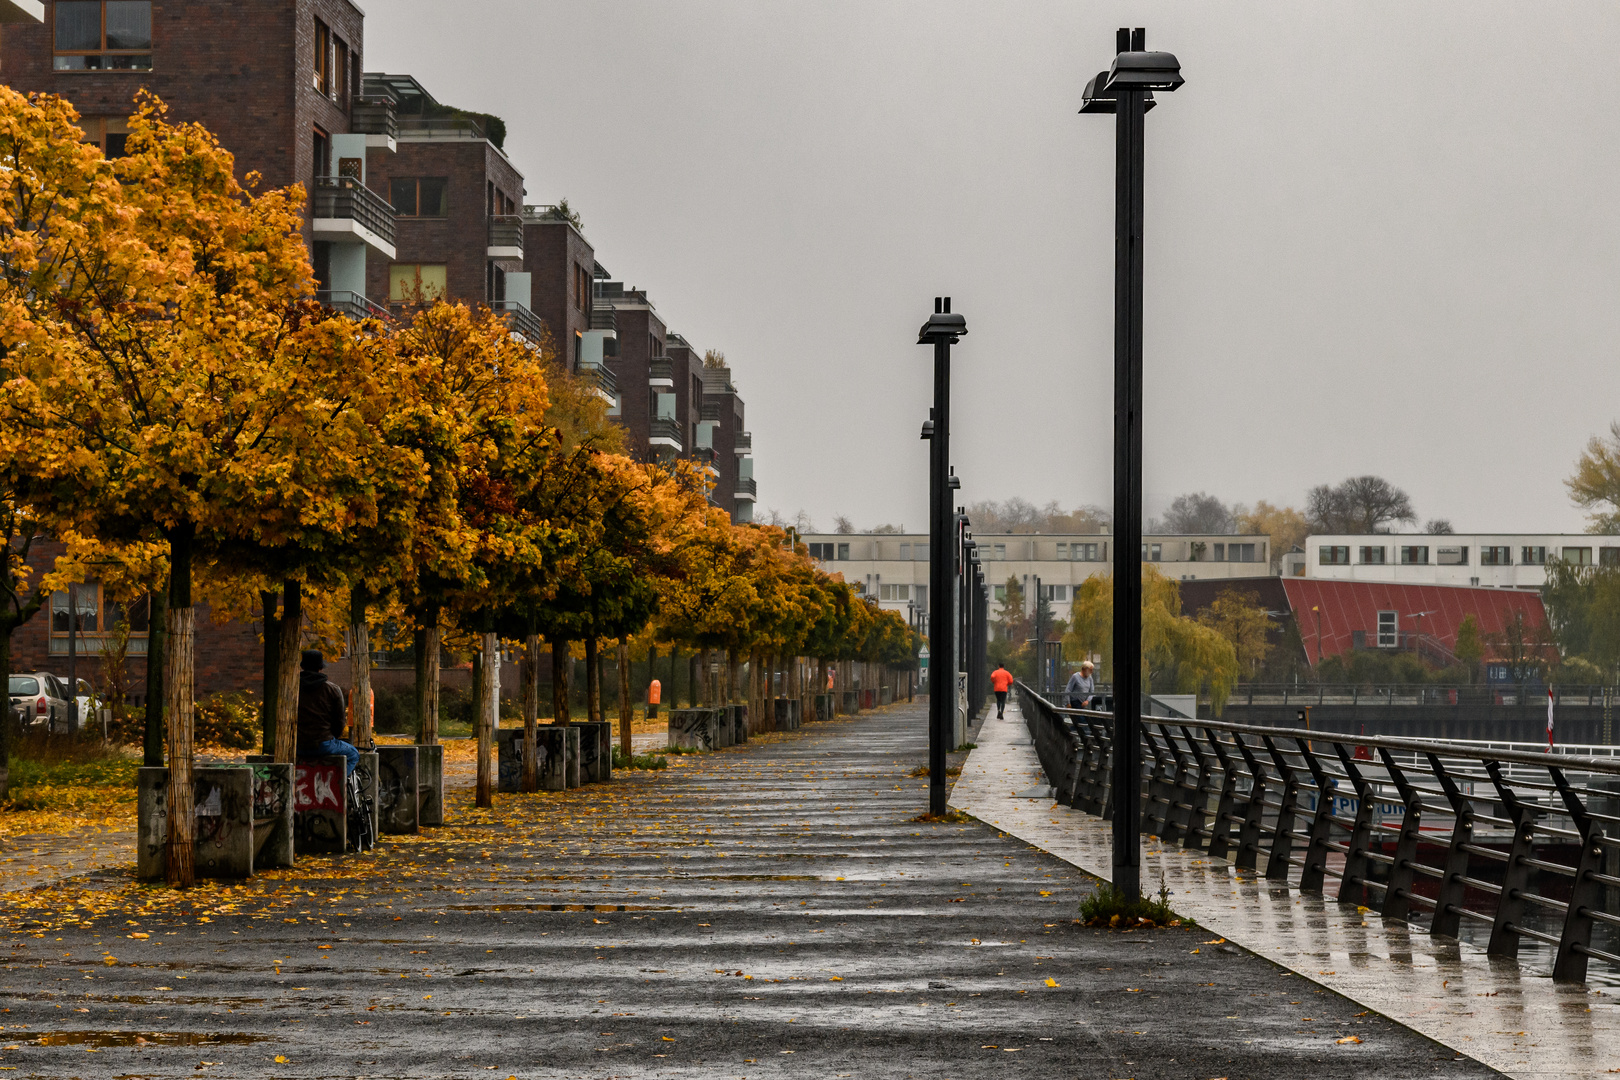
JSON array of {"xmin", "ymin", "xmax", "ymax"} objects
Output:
[
  {"xmin": 648, "ymin": 357, "xmax": 674, "ymax": 385},
  {"xmin": 397, "ymin": 115, "xmax": 485, "ymax": 140},
  {"xmin": 734, "ymin": 430, "xmax": 752, "ymax": 453},
  {"xmin": 316, "ymin": 290, "xmax": 392, "ymax": 323},
  {"xmin": 735, "ymin": 477, "xmax": 758, "ymax": 498},
  {"xmin": 688, "ymin": 445, "xmax": 718, "ymax": 470},
  {"xmin": 701, "ymin": 400, "xmax": 723, "ymax": 422},
  {"xmin": 487, "ymin": 216, "xmax": 524, "ymax": 257},
  {"xmin": 588, "ymin": 306, "xmax": 617, "ymax": 334},
  {"xmin": 578, "ymin": 362, "xmax": 618, "ymax": 399},
  {"xmin": 649, "ymin": 417, "xmax": 683, "ymax": 451},
  {"xmin": 490, "ymin": 300, "xmax": 544, "ymax": 345},
  {"xmin": 312, "ymin": 176, "xmax": 396, "ymax": 247},
  {"xmin": 349, "ymin": 96, "xmax": 398, "ymax": 139}
]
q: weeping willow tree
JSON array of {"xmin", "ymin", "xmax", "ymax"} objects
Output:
[{"xmin": 1064, "ymin": 565, "xmax": 1238, "ymax": 714}]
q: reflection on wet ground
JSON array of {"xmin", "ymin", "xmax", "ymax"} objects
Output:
[
  {"xmin": 952, "ymin": 700, "xmax": 1619, "ymax": 1080},
  {"xmin": 32, "ymin": 1029, "xmax": 270, "ymax": 1047}
]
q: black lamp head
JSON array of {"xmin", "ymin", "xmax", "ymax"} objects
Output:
[
  {"xmin": 920, "ymin": 419, "xmax": 934, "ymax": 440},
  {"xmin": 918, "ymin": 295, "xmax": 968, "ymax": 344},
  {"xmin": 1080, "ymin": 70, "xmax": 1156, "ymax": 114},
  {"xmin": 1104, "ymin": 51, "xmax": 1184, "ymax": 92},
  {"xmin": 948, "ymin": 476, "xmax": 961, "ymax": 490}
]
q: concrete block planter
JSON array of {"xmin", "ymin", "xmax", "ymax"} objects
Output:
[
  {"xmin": 292, "ymin": 756, "xmax": 350, "ymax": 854},
  {"xmin": 880, "ymin": 686, "xmax": 894, "ymax": 706},
  {"xmin": 138, "ymin": 763, "xmax": 294, "ymax": 881},
  {"xmin": 842, "ymin": 691, "xmax": 860, "ymax": 715},
  {"xmin": 774, "ymin": 698, "xmax": 800, "ymax": 731},
  {"xmin": 729, "ymin": 704, "xmax": 749, "ymax": 744},
  {"xmin": 496, "ymin": 729, "xmax": 528, "ymax": 793},
  {"xmin": 531, "ymin": 726, "xmax": 568, "ymax": 791},
  {"xmin": 815, "ymin": 694, "xmax": 835, "ymax": 722},
  {"xmin": 570, "ymin": 721, "xmax": 613, "ymax": 782},
  {"xmin": 668, "ymin": 707, "xmax": 720, "ymax": 750},
  {"xmin": 355, "ymin": 751, "xmax": 379, "ymax": 840},
  {"xmin": 416, "ymin": 744, "xmax": 444, "ymax": 826},
  {"xmin": 711, "ymin": 707, "xmax": 734, "ymax": 748},
  {"xmin": 860, "ymin": 689, "xmax": 878, "ymax": 710},
  {"xmin": 565, "ymin": 725, "xmax": 582, "ymax": 788},
  {"xmin": 375, "ymin": 746, "xmax": 419, "ymax": 834}
]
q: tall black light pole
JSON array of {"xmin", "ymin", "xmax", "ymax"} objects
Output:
[
  {"xmin": 1081, "ymin": 27, "xmax": 1183, "ymax": 902},
  {"xmin": 919, "ymin": 298, "xmax": 966, "ymax": 816}
]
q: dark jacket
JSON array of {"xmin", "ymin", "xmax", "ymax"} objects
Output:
[{"xmin": 296, "ymin": 670, "xmax": 348, "ymax": 755}]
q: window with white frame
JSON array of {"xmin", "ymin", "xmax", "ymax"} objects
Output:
[
  {"xmin": 1041, "ymin": 584, "xmax": 1068, "ymax": 602},
  {"xmin": 1376, "ymin": 610, "xmax": 1397, "ymax": 648},
  {"xmin": 879, "ymin": 584, "xmax": 911, "ymax": 602}
]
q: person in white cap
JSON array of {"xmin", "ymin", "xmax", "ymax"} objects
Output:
[{"xmin": 1065, "ymin": 660, "xmax": 1096, "ymax": 709}]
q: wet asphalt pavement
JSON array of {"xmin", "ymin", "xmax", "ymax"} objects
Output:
[{"xmin": 0, "ymin": 703, "xmax": 1498, "ymax": 1079}]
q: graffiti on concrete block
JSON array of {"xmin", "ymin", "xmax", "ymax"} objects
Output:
[{"xmin": 295, "ymin": 763, "xmax": 342, "ymax": 810}]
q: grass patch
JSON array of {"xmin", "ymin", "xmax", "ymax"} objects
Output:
[
  {"xmin": 662, "ymin": 744, "xmax": 703, "ymax": 755},
  {"xmin": 954, "ymin": 742, "xmax": 977, "ymax": 752},
  {"xmin": 1077, "ymin": 879, "xmax": 1187, "ymax": 928},
  {"xmin": 612, "ymin": 747, "xmax": 668, "ymax": 770}
]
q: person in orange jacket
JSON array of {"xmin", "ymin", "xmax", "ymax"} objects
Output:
[{"xmin": 989, "ymin": 664, "xmax": 1015, "ymax": 718}]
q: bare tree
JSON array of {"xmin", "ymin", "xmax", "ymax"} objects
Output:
[
  {"xmin": 1151, "ymin": 492, "xmax": 1235, "ymax": 534},
  {"xmin": 1306, "ymin": 476, "xmax": 1416, "ymax": 534},
  {"xmin": 964, "ymin": 498, "xmax": 1109, "ymax": 534},
  {"xmin": 833, "ymin": 515, "xmax": 855, "ymax": 535},
  {"xmin": 1424, "ymin": 518, "xmax": 1454, "ymax": 535}
]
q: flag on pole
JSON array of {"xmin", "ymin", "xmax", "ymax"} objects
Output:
[{"xmin": 1547, "ymin": 687, "xmax": 1556, "ymax": 750}]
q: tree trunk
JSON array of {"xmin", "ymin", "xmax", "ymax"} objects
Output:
[
  {"xmin": 586, "ymin": 636, "xmax": 601, "ymax": 724},
  {"xmin": 617, "ymin": 639, "xmax": 632, "ymax": 759},
  {"xmin": 164, "ymin": 527, "xmax": 196, "ymax": 889},
  {"xmin": 550, "ymin": 637, "xmax": 570, "ymax": 724},
  {"xmin": 349, "ymin": 589, "xmax": 372, "ymax": 749},
  {"xmin": 143, "ymin": 582, "xmax": 168, "ymax": 767},
  {"xmin": 475, "ymin": 633, "xmax": 495, "ymax": 808},
  {"xmin": 0, "ymin": 626, "xmax": 11, "ymax": 800},
  {"xmin": 422, "ymin": 622, "xmax": 442, "ymax": 744},
  {"xmin": 259, "ymin": 589, "xmax": 278, "ymax": 756},
  {"xmin": 522, "ymin": 633, "xmax": 540, "ymax": 792},
  {"xmin": 272, "ymin": 580, "xmax": 302, "ymax": 765},
  {"xmin": 669, "ymin": 648, "xmax": 679, "ymax": 709},
  {"xmin": 726, "ymin": 650, "xmax": 738, "ymax": 703},
  {"xmin": 688, "ymin": 653, "xmax": 700, "ymax": 708}
]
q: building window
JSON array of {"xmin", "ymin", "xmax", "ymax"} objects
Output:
[
  {"xmin": 1213, "ymin": 543, "xmax": 1225, "ymax": 561},
  {"xmin": 313, "ymin": 18, "xmax": 330, "ymax": 93},
  {"xmin": 1320, "ymin": 545, "xmax": 1350, "ymax": 565},
  {"xmin": 993, "ymin": 585, "xmax": 1006, "ymax": 602},
  {"xmin": 1522, "ymin": 546, "xmax": 1547, "ymax": 565},
  {"xmin": 1400, "ymin": 545, "xmax": 1429, "ymax": 565},
  {"xmin": 389, "ymin": 177, "xmax": 449, "ymax": 217},
  {"xmin": 1436, "ymin": 546, "xmax": 1469, "ymax": 566},
  {"xmin": 1377, "ymin": 610, "xmax": 1397, "ymax": 648},
  {"xmin": 914, "ymin": 585, "xmax": 927, "ymax": 607},
  {"xmin": 1564, "ymin": 546, "xmax": 1593, "ymax": 567},
  {"xmin": 388, "ymin": 264, "xmax": 448, "ymax": 302},
  {"xmin": 1042, "ymin": 584, "xmax": 1069, "ymax": 602},
  {"xmin": 879, "ymin": 584, "xmax": 911, "ymax": 602},
  {"xmin": 1602, "ymin": 548, "xmax": 1620, "ymax": 568},
  {"xmin": 54, "ymin": 1, "xmax": 152, "ymax": 70},
  {"xmin": 1055, "ymin": 542, "xmax": 1066, "ymax": 560},
  {"xmin": 1228, "ymin": 543, "xmax": 1256, "ymax": 563},
  {"xmin": 1359, "ymin": 545, "xmax": 1386, "ymax": 565},
  {"xmin": 1480, "ymin": 545, "xmax": 1512, "ymax": 567},
  {"xmin": 312, "ymin": 127, "xmax": 329, "ymax": 184},
  {"xmin": 989, "ymin": 543, "xmax": 1005, "ymax": 560},
  {"xmin": 49, "ymin": 583, "xmax": 151, "ymax": 655},
  {"xmin": 78, "ymin": 117, "xmax": 130, "ymax": 158},
  {"xmin": 1141, "ymin": 543, "xmax": 1161, "ymax": 562},
  {"xmin": 1078, "ymin": 542, "xmax": 1101, "ymax": 561},
  {"xmin": 574, "ymin": 263, "xmax": 589, "ymax": 313},
  {"xmin": 809, "ymin": 543, "xmax": 831, "ymax": 561},
  {"xmin": 837, "ymin": 543, "xmax": 850, "ymax": 561},
  {"xmin": 333, "ymin": 36, "xmax": 349, "ymax": 103},
  {"xmin": 913, "ymin": 544, "xmax": 928, "ymax": 561}
]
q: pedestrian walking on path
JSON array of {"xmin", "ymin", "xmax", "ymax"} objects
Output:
[
  {"xmin": 297, "ymin": 649, "xmax": 359, "ymax": 774},
  {"xmin": 1065, "ymin": 660, "xmax": 1095, "ymax": 710},
  {"xmin": 989, "ymin": 663, "xmax": 1014, "ymax": 718}
]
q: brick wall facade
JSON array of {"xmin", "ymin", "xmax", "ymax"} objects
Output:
[
  {"xmin": 523, "ymin": 218, "xmax": 593, "ymax": 371},
  {"xmin": 602, "ymin": 301, "xmax": 662, "ymax": 460}
]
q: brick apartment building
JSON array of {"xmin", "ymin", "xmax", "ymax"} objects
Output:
[{"xmin": 0, "ymin": 0, "xmax": 760, "ymax": 700}]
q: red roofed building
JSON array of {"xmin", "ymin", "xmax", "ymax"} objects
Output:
[{"xmin": 1280, "ymin": 579, "xmax": 1546, "ymax": 668}]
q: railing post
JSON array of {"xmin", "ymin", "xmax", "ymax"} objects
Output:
[
  {"xmin": 1178, "ymin": 724, "xmax": 1216, "ymax": 851},
  {"xmin": 1143, "ymin": 728, "xmax": 1175, "ymax": 840},
  {"xmin": 1483, "ymin": 760, "xmax": 1536, "ymax": 958},
  {"xmin": 1231, "ymin": 733, "xmax": 1269, "ymax": 872},
  {"xmin": 1377, "ymin": 748, "xmax": 1425, "ymax": 922},
  {"xmin": 1204, "ymin": 729, "xmax": 1241, "ymax": 861},
  {"xmin": 1075, "ymin": 719, "xmax": 1106, "ymax": 815},
  {"xmin": 1297, "ymin": 743, "xmax": 1338, "ymax": 894},
  {"xmin": 1262, "ymin": 735, "xmax": 1301, "ymax": 882},
  {"xmin": 1549, "ymin": 766, "xmax": 1606, "ymax": 984},
  {"xmin": 1426, "ymin": 752, "xmax": 1475, "ymax": 940},
  {"xmin": 1332, "ymin": 744, "xmax": 1377, "ymax": 907},
  {"xmin": 1096, "ymin": 719, "xmax": 1116, "ymax": 822},
  {"xmin": 1159, "ymin": 723, "xmax": 1199, "ymax": 845}
]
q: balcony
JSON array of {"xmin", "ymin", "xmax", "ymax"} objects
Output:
[
  {"xmin": 701, "ymin": 400, "xmax": 724, "ymax": 422},
  {"xmin": 648, "ymin": 357, "xmax": 674, "ymax": 389},
  {"xmin": 734, "ymin": 477, "xmax": 758, "ymax": 501},
  {"xmin": 688, "ymin": 445, "xmax": 719, "ymax": 474},
  {"xmin": 316, "ymin": 290, "xmax": 392, "ymax": 322},
  {"xmin": 349, "ymin": 96, "xmax": 398, "ymax": 149},
  {"xmin": 397, "ymin": 115, "xmax": 487, "ymax": 141},
  {"xmin": 649, "ymin": 417, "xmax": 683, "ymax": 452},
  {"xmin": 490, "ymin": 300, "xmax": 544, "ymax": 347},
  {"xmin": 578, "ymin": 362, "xmax": 618, "ymax": 406},
  {"xmin": 734, "ymin": 430, "xmax": 752, "ymax": 454},
  {"xmin": 311, "ymin": 177, "xmax": 395, "ymax": 258},
  {"xmin": 487, "ymin": 216, "xmax": 524, "ymax": 260}
]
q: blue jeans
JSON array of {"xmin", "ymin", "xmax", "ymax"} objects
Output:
[{"xmin": 311, "ymin": 738, "xmax": 359, "ymax": 775}]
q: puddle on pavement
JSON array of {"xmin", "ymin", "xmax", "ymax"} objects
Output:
[
  {"xmin": 32, "ymin": 1030, "xmax": 272, "ymax": 1048},
  {"xmin": 441, "ymin": 903, "xmax": 677, "ymax": 912}
]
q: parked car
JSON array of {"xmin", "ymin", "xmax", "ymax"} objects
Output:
[{"xmin": 9, "ymin": 673, "xmax": 72, "ymax": 732}]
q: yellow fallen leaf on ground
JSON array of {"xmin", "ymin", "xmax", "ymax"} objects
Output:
[
  {"xmin": 662, "ymin": 1036, "xmax": 675, "ymax": 1041},
  {"xmin": 1336, "ymin": 1036, "xmax": 1362, "ymax": 1044},
  {"xmin": 829, "ymin": 976, "xmax": 842, "ymax": 981},
  {"xmin": 1045, "ymin": 978, "xmax": 1059, "ymax": 987},
  {"xmin": 274, "ymin": 1056, "xmax": 288, "ymax": 1064}
]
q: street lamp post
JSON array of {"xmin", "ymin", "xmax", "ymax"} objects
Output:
[
  {"xmin": 919, "ymin": 297, "xmax": 966, "ymax": 817},
  {"xmin": 1081, "ymin": 26, "xmax": 1183, "ymax": 901}
]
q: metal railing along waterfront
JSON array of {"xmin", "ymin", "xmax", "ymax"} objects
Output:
[
  {"xmin": 1229, "ymin": 683, "xmax": 1620, "ymax": 707},
  {"xmin": 1016, "ymin": 681, "xmax": 1620, "ymax": 983}
]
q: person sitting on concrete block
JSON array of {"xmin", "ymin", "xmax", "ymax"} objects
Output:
[{"xmin": 297, "ymin": 650, "xmax": 359, "ymax": 775}]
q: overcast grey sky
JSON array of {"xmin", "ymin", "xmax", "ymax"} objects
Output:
[{"xmin": 369, "ymin": 1, "xmax": 1620, "ymax": 535}]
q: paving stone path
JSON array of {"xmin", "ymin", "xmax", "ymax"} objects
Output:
[{"xmin": 0, "ymin": 704, "xmax": 1497, "ymax": 1078}]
